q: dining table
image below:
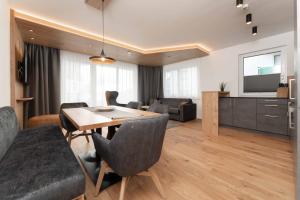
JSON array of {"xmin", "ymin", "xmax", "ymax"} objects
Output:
[{"xmin": 62, "ymin": 105, "xmax": 159, "ymax": 192}]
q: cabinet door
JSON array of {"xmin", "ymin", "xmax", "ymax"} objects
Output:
[
  {"xmin": 219, "ymin": 98, "xmax": 233, "ymax": 126},
  {"xmin": 233, "ymin": 98, "xmax": 257, "ymax": 129}
]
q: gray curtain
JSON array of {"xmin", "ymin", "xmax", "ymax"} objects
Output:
[
  {"xmin": 138, "ymin": 65, "xmax": 164, "ymax": 105},
  {"xmin": 24, "ymin": 43, "xmax": 60, "ymax": 120}
]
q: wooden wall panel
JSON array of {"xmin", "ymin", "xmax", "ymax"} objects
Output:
[{"xmin": 10, "ymin": 10, "xmax": 25, "ymax": 128}]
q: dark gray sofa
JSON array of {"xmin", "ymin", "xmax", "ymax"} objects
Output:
[
  {"xmin": 158, "ymin": 98, "xmax": 197, "ymax": 122},
  {"xmin": 0, "ymin": 107, "xmax": 85, "ymax": 200}
]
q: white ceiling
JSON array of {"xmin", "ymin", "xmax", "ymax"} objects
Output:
[{"xmin": 9, "ymin": 0, "xmax": 294, "ymax": 51}]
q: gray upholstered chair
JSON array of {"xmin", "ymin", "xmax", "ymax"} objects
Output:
[
  {"xmin": 148, "ymin": 101, "xmax": 169, "ymax": 114},
  {"xmin": 92, "ymin": 114, "xmax": 169, "ymax": 200},
  {"xmin": 126, "ymin": 101, "xmax": 142, "ymax": 110},
  {"xmin": 59, "ymin": 102, "xmax": 92, "ymax": 145},
  {"xmin": 105, "ymin": 91, "xmax": 126, "ymax": 107}
]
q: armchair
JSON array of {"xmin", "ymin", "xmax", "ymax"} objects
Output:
[{"xmin": 105, "ymin": 91, "xmax": 126, "ymax": 107}]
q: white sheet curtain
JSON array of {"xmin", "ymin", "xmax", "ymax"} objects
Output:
[
  {"xmin": 60, "ymin": 50, "xmax": 138, "ymax": 106},
  {"xmin": 163, "ymin": 61, "xmax": 199, "ymax": 98}
]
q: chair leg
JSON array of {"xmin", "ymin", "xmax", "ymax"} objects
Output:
[
  {"xmin": 65, "ymin": 131, "xmax": 70, "ymax": 138},
  {"xmin": 68, "ymin": 132, "xmax": 72, "ymax": 145},
  {"xmin": 94, "ymin": 161, "xmax": 108, "ymax": 196},
  {"xmin": 107, "ymin": 126, "xmax": 116, "ymax": 140},
  {"xmin": 119, "ymin": 177, "xmax": 128, "ymax": 200},
  {"xmin": 84, "ymin": 131, "xmax": 90, "ymax": 143},
  {"xmin": 149, "ymin": 168, "xmax": 166, "ymax": 198}
]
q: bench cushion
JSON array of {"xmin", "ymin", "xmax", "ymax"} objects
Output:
[
  {"xmin": 0, "ymin": 107, "xmax": 18, "ymax": 161},
  {"xmin": 0, "ymin": 125, "xmax": 85, "ymax": 200}
]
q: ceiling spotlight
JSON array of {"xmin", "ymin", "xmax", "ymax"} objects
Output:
[
  {"xmin": 127, "ymin": 51, "xmax": 132, "ymax": 56},
  {"xmin": 236, "ymin": 0, "xmax": 243, "ymax": 8},
  {"xmin": 28, "ymin": 29, "xmax": 33, "ymax": 32},
  {"xmin": 30, "ymin": 37, "xmax": 35, "ymax": 40},
  {"xmin": 252, "ymin": 26, "xmax": 258, "ymax": 36},
  {"xmin": 246, "ymin": 14, "xmax": 252, "ymax": 25}
]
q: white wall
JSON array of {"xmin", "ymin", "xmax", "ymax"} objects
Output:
[
  {"xmin": 0, "ymin": 0, "xmax": 11, "ymax": 106},
  {"xmin": 166, "ymin": 31, "xmax": 294, "ymax": 119}
]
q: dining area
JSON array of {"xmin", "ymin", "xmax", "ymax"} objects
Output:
[{"xmin": 59, "ymin": 91, "xmax": 169, "ymax": 200}]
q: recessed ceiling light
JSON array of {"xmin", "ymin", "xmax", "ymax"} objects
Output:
[
  {"xmin": 236, "ymin": 0, "xmax": 243, "ymax": 8},
  {"xmin": 30, "ymin": 37, "xmax": 35, "ymax": 40},
  {"xmin": 28, "ymin": 29, "xmax": 33, "ymax": 32},
  {"xmin": 246, "ymin": 14, "xmax": 252, "ymax": 25},
  {"xmin": 127, "ymin": 51, "xmax": 132, "ymax": 56},
  {"xmin": 252, "ymin": 26, "xmax": 258, "ymax": 36}
]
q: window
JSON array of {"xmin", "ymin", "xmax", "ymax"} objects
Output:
[
  {"xmin": 163, "ymin": 62, "xmax": 199, "ymax": 98},
  {"xmin": 61, "ymin": 51, "xmax": 137, "ymax": 106},
  {"xmin": 239, "ymin": 47, "xmax": 287, "ymax": 96}
]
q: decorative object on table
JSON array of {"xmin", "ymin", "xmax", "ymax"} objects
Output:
[
  {"xmin": 277, "ymin": 83, "xmax": 289, "ymax": 98},
  {"xmin": 219, "ymin": 82, "xmax": 227, "ymax": 92},
  {"xmin": 95, "ymin": 106, "xmax": 115, "ymax": 112}
]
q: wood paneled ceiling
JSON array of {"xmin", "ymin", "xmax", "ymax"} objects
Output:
[{"xmin": 15, "ymin": 12, "xmax": 208, "ymax": 66}]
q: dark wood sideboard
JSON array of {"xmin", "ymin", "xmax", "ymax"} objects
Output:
[{"xmin": 219, "ymin": 97, "xmax": 289, "ymax": 135}]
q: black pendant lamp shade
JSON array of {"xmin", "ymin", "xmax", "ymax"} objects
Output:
[
  {"xmin": 236, "ymin": 0, "xmax": 243, "ymax": 8},
  {"xmin": 89, "ymin": 0, "xmax": 115, "ymax": 64},
  {"xmin": 246, "ymin": 13, "xmax": 252, "ymax": 25},
  {"xmin": 252, "ymin": 26, "xmax": 258, "ymax": 35}
]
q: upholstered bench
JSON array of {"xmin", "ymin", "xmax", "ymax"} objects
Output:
[{"xmin": 0, "ymin": 107, "xmax": 85, "ymax": 200}]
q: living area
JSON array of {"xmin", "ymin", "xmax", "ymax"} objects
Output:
[{"xmin": 0, "ymin": 0, "xmax": 299, "ymax": 200}]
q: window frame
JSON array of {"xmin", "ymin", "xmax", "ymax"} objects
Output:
[{"xmin": 238, "ymin": 46, "xmax": 288, "ymax": 97}]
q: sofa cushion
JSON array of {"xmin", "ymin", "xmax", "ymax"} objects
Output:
[
  {"xmin": 168, "ymin": 107, "xmax": 180, "ymax": 114},
  {"xmin": 0, "ymin": 107, "xmax": 19, "ymax": 161},
  {"xmin": 0, "ymin": 125, "xmax": 85, "ymax": 200},
  {"xmin": 160, "ymin": 98, "xmax": 192, "ymax": 107}
]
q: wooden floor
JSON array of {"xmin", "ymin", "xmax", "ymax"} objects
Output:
[{"xmin": 71, "ymin": 120, "xmax": 295, "ymax": 200}]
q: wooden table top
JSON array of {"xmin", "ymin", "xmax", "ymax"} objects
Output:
[{"xmin": 63, "ymin": 106, "xmax": 159, "ymax": 131}]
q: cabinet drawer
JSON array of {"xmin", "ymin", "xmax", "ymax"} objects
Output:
[
  {"xmin": 257, "ymin": 98, "xmax": 288, "ymax": 105},
  {"xmin": 257, "ymin": 103, "xmax": 288, "ymax": 116},
  {"xmin": 257, "ymin": 114, "xmax": 288, "ymax": 135}
]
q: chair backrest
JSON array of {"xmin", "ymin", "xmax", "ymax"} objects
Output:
[
  {"xmin": 0, "ymin": 107, "xmax": 19, "ymax": 161},
  {"xmin": 148, "ymin": 101, "xmax": 168, "ymax": 114},
  {"xmin": 105, "ymin": 91, "xmax": 119, "ymax": 106},
  {"xmin": 108, "ymin": 114, "xmax": 169, "ymax": 177},
  {"xmin": 59, "ymin": 102, "xmax": 88, "ymax": 132},
  {"xmin": 126, "ymin": 101, "xmax": 142, "ymax": 110}
]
